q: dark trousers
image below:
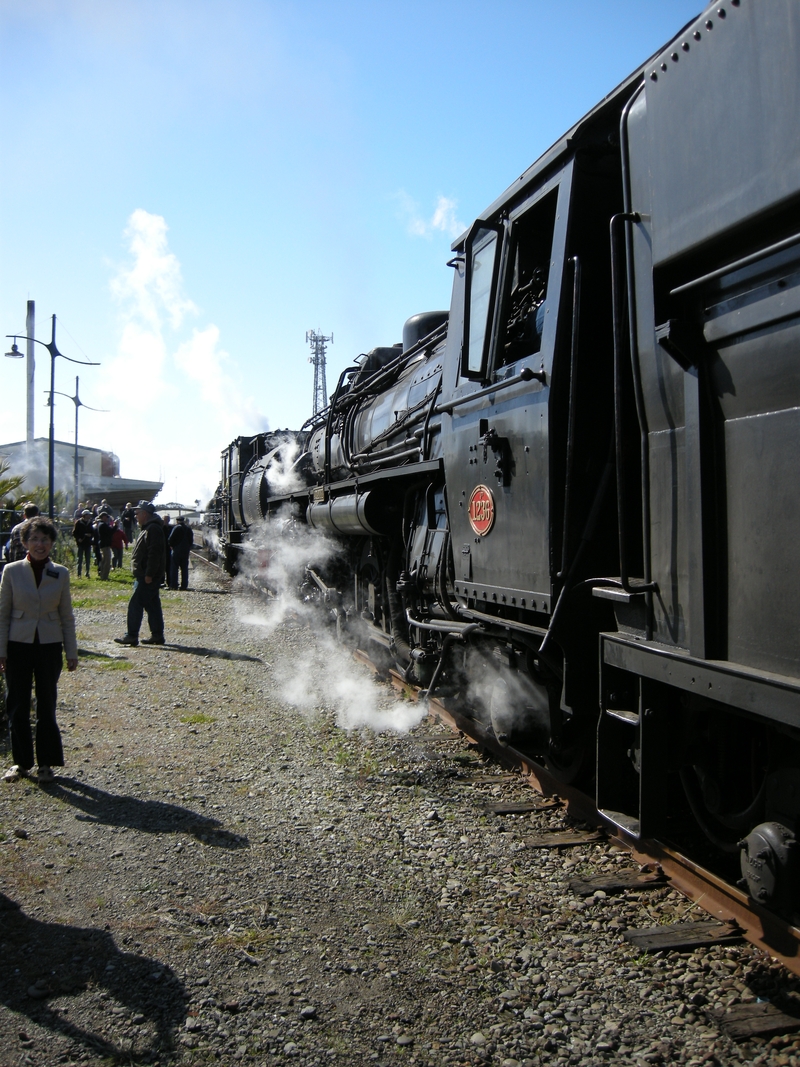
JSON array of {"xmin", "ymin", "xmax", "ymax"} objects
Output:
[
  {"xmin": 77, "ymin": 544, "xmax": 92, "ymax": 576},
  {"xmin": 5, "ymin": 641, "xmax": 64, "ymax": 769},
  {"xmin": 127, "ymin": 578, "xmax": 164, "ymax": 639},
  {"xmin": 170, "ymin": 551, "xmax": 190, "ymax": 590}
]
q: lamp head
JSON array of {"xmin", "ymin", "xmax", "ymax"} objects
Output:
[{"xmin": 5, "ymin": 339, "xmax": 23, "ymax": 359}]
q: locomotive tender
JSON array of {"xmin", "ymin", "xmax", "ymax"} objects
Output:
[{"xmin": 219, "ymin": 1, "xmax": 800, "ymax": 921}]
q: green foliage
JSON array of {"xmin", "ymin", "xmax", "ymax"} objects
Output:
[
  {"xmin": 0, "ymin": 459, "xmax": 24, "ymax": 503},
  {"xmin": 22, "ymin": 485, "xmax": 70, "ymax": 516}
]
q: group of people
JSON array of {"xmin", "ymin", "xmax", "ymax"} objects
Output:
[
  {"xmin": 1, "ymin": 499, "xmax": 195, "ymax": 783},
  {"xmin": 72, "ymin": 508, "xmax": 128, "ymax": 579},
  {"xmin": 69, "ymin": 500, "xmax": 194, "ymax": 590}
]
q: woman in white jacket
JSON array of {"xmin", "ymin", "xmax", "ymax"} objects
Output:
[{"xmin": 0, "ymin": 516, "xmax": 78, "ymax": 783}]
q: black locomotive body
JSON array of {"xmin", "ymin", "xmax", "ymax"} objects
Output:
[{"xmin": 219, "ymin": 1, "xmax": 800, "ymax": 921}]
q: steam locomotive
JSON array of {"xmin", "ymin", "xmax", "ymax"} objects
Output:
[{"xmin": 218, "ymin": 1, "xmax": 800, "ymax": 922}]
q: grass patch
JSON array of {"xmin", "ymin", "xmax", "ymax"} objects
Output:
[
  {"xmin": 214, "ymin": 928, "xmax": 272, "ymax": 952},
  {"xmin": 180, "ymin": 713, "xmax": 216, "ymax": 725},
  {"xmin": 72, "ymin": 569, "xmax": 134, "ymax": 588},
  {"xmin": 78, "ymin": 652, "xmax": 132, "ymax": 670}
]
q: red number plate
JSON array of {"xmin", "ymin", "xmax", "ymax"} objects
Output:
[{"xmin": 468, "ymin": 485, "xmax": 495, "ymax": 536}]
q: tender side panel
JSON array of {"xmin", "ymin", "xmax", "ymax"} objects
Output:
[{"xmin": 645, "ymin": 0, "xmax": 800, "ymax": 267}]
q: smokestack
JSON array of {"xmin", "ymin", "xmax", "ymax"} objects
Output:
[{"xmin": 26, "ymin": 300, "xmax": 35, "ymax": 449}]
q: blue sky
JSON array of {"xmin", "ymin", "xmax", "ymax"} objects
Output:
[{"xmin": 0, "ymin": 0, "xmax": 701, "ymax": 506}]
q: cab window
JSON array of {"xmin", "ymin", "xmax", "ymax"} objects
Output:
[
  {"xmin": 462, "ymin": 225, "xmax": 501, "ymax": 378},
  {"xmin": 497, "ymin": 188, "xmax": 557, "ymax": 369}
]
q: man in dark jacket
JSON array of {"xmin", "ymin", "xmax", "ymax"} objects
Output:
[
  {"xmin": 121, "ymin": 502, "xmax": 136, "ymax": 543},
  {"xmin": 161, "ymin": 515, "xmax": 173, "ymax": 589},
  {"xmin": 114, "ymin": 501, "xmax": 166, "ymax": 647},
  {"xmin": 95, "ymin": 512, "xmax": 114, "ymax": 580},
  {"xmin": 72, "ymin": 510, "xmax": 95, "ymax": 577},
  {"xmin": 168, "ymin": 517, "xmax": 194, "ymax": 590}
]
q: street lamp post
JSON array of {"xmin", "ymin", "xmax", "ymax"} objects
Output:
[
  {"xmin": 49, "ymin": 377, "xmax": 108, "ymax": 511},
  {"xmin": 5, "ymin": 314, "xmax": 99, "ymax": 518}
]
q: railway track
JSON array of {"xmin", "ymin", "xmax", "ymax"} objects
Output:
[
  {"xmin": 190, "ymin": 547, "xmax": 223, "ymax": 571},
  {"xmin": 191, "ymin": 552, "xmax": 800, "ymax": 996},
  {"xmin": 378, "ymin": 661, "xmax": 800, "ymax": 983}
]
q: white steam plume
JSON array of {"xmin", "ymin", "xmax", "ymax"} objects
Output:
[{"xmin": 237, "ymin": 511, "xmax": 426, "ymax": 735}]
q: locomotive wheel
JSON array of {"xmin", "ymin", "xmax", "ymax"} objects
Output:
[
  {"xmin": 544, "ymin": 741, "xmax": 587, "ymax": 786},
  {"xmin": 680, "ymin": 765, "xmax": 766, "ymax": 853}
]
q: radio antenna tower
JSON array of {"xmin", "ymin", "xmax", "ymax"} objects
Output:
[{"xmin": 306, "ymin": 329, "xmax": 332, "ymax": 415}]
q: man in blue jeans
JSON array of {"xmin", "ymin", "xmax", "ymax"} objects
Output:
[{"xmin": 114, "ymin": 501, "xmax": 166, "ymax": 648}]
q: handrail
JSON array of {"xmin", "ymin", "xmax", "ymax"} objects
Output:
[
  {"xmin": 435, "ymin": 365, "xmax": 544, "ymax": 415},
  {"xmin": 618, "ymin": 83, "xmax": 657, "ymax": 611},
  {"xmin": 353, "ymin": 446, "xmax": 421, "ymax": 470},
  {"xmin": 558, "ymin": 255, "xmax": 581, "ymax": 579},
  {"xmin": 610, "ymin": 210, "xmax": 640, "ymax": 594},
  {"xmin": 609, "ymin": 82, "xmax": 656, "ymax": 603},
  {"xmin": 670, "ymin": 230, "xmax": 800, "ymax": 298}
]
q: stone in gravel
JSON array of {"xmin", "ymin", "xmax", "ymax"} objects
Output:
[
  {"xmin": 396, "ymin": 1034, "xmax": 414, "ymax": 1046},
  {"xmin": 12, "ymin": 828, "xmax": 28, "ymax": 839},
  {"xmin": 26, "ymin": 985, "xmax": 49, "ymax": 1000},
  {"xmin": 283, "ymin": 1041, "xmax": 299, "ymax": 1055},
  {"xmin": 299, "ymin": 1005, "xmax": 317, "ymax": 1019},
  {"xmin": 470, "ymin": 1032, "xmax": 487, "ymax": 1045}
]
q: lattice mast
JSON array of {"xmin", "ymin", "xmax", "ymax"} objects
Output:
[{"xmin": 306, "ymin": 329, "xmax": 332, "ymax": 415}]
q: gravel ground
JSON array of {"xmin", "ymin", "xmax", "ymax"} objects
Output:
[{"xmin": 2, "ymin": 555, "xmax": 800, "ymax": 1067}]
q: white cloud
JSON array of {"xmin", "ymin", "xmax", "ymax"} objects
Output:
[
  {"xmin": 99, "ymin": 209, "xmax": 267, "ymax": 506},
  {"xmin": 110, "ymin": 209, "xmax": 197, "ymax": 330},
  {"xmin": 397, "ymin": 191, "xmax": 465, "ymax": 240}
]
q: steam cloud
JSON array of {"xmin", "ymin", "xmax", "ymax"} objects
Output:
[{"xmin": 236, "ymin": 512, "xmax": 426, "ymax": 735}]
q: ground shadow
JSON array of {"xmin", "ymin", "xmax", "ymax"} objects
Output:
[
  {"xmin": 49, "ymin": 778, "xmax": 249, "ymax": 848},
  {"xmin": 156, "ymin": 643, "xmax": 263, "ymax": 663},
  {"xmin": 0, "ymin": 893, "xmax": 186, "ymax": 1063},
  {"xmin": 172, "ymin": 587, "xmax": 230, "ymax": 595}
]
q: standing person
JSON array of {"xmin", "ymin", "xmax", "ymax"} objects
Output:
[
  {"xmin": 121, "ymin": 502, "xmax": 135, "ymax": 544},
  {"xmin": 169, "ymin": 516, "xmax": 194, "ymax": 590},
  {"xmin": 0, "ymin": 516, "xmax": 78, "ymax": 783},
  {"xmin": 6, "ymin": 503, "xmax": 40, "ymax": 563},
  {"xmin": 72, "ymin": 509, "xmax": 94, "ymax": 578},
  {"xmin": 161, "ymin": 515, "xmax": 173, "ymax": 588},
  {"xmin": 95, "ymin": 512, "xmax": 113, "ymax": 581},
  {"xmin": 111, "ymin": 520, "xmax": 127, "ymax": 570},
  {"xmin": 114, "ymin": 501, "xmax": 166, "ymax": 647}
]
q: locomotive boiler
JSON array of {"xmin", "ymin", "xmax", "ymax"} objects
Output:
[{"xmin": 218, "ymin": 1, "xmax": 800, "ymax": 923}]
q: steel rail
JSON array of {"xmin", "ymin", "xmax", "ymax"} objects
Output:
[
  {"xmin": 385, "ymin": 668, "xmax": 800, "ymax": 977},
  {"xmin": 190, "ymin": 548, "xmax": 223, "ymax": 571}
]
